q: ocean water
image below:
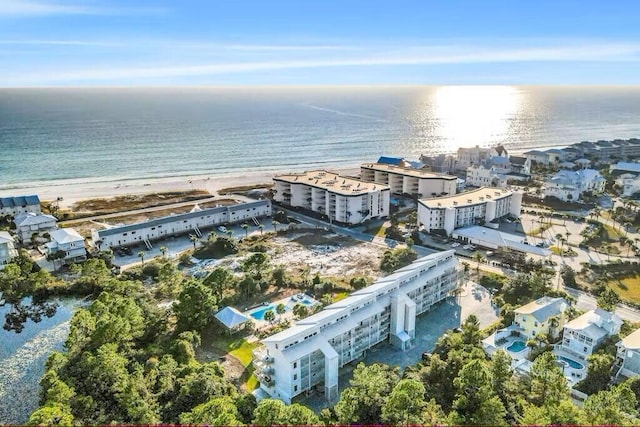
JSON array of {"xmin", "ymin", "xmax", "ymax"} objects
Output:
[{"xmin": 1, "ymin": 86, "xmax": 640, "ymax": 188}]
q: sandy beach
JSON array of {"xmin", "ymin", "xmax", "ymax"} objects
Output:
[{"xmin": 0, "ymin": 166, "xmax": 361, "ymax": 209}]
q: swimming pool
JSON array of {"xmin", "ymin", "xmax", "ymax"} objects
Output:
[
  {"xmin": 507, "ymin": 340, "xmax": 526, "ymax": 352},
  {"xmin": 248, "ymin": 294, "xmax": 318, "ymax": 320},
  {"xmin": 250, "ymin": 304, "xmax": 277, "ymax": 321},
  {"xmin": 558, "ymin": 355, "xmax": 584, "ymax": 370}
]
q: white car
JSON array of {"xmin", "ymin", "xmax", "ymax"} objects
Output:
[
  {"xmin": 451, "ymin": 242, "xmax": 461, "ymax": 248},
  {"xmin": 218, "ymin": 226, "xmax": 228, "ymax": 233}
]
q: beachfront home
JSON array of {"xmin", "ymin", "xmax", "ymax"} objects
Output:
[
  {"xmin": 93, "ymin": 200, "xmax": 271, "ymax": 249},
  {"xmin": 615, "ymin": 174, "xmax": 640, "ymax": 197},
  {"xmin": 273, "ymin": 171, "xmax": 389, "ymax": 225},
  {"xmin": 47, "ymin": 228, "xmax": 87, "ymax": 265},
  {"xmin": 465, "ymin": 165, "xmax": 507, "ymax": 189},
  {"xmin": 417, "ymin": 187, "xmax": 522, "ymax": 236},
  {"xmin": 360, "ymin": 163, "xmax": 457, "ymax": 198},
  {"xmin": 610, "ymin": 161, "xmax": 640, "ymax": 177},
  {"xmin": 558, "ymin": 308, "xmax": 622, "ymax": 361},
  {"xmin": 456, "ymin": 145, "xmax": 508, "ymax": 170},
  {"xmin": 13, "ymin": 213, "xmax": 57, "ymax": 244},
  {"xmin": 253, "ymin": 251, "xmax": 461, "ymax": 404},
  {"xmin": 0, "ymin": 195, "xmax": 41, "ymax": 218},
  {"xmin": 0, "ymin": 231, "xmax": 18, "ymax": 269},
  {"xmin": 482, "ymin": 297, "xmax": 568, "ymax": 357},
  {"xmin": 544, "ymin": 169, "xmax": 605, "ymax": 202},
  {"xmin": 615, "ymin": 329, "xmax": 640, "ymax": 379}
]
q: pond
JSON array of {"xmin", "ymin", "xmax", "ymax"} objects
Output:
[{"xmin": 0, "ymin": 298, "xmax": 82, "ymax": 424}]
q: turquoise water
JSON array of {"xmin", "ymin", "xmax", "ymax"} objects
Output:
[
  {"xmin": 3, "ymin": 87, "xmax": 640, "ymax": 188},
  {"xmin": 249, "ymin": 295, "xmax": 316, "ymax": 320},
  {"xmin": 558, "ymin": 355, "xmax": 584, "ymax": 370},
  {"xmin": 507, "ymin": 340, "xmax": 526, "ymax": 352},
  {"xmin": 250, "ymin": 304, "xmax": 277, "ymax": 321}
]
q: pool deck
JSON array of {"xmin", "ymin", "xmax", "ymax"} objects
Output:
[
  {"xmin": 245, "ymin": 293, "xmax": 319, "ymax": 325},
  {"xmin": 482, "ymin": 326, "xmax": 531, "ymax": 361},
  {"xmin": 553, "ymin": 348, "xmax": 587, "ymax": 385}
]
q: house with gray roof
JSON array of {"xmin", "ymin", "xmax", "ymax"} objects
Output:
[
  {"xmin": 215, "ymin": 307, "xmax": 252, "ymax": 332},
  {"xmin": 0, "ymin": 231, "xmax": 18, "ymax": 269},
  {"xmin": 14, "ymin": 212, "xmax": 57, "ymax": 244},
  {"xmin": 559, "ymin": 308, "xmax": 622, "ymax": 360},
  {"xmin": 0, "ymin": 195, "xmax": 41, "ymax": 218}
]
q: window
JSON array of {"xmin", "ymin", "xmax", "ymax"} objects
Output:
[
  {"xmin": 583, "ymin": 346, "xmax": 588, "ymax": 352},
  {"xmin": 294, "ymin": 385, "xmax": 298, "ymax": 392},
  {"xmin": 293, "ymin": 374, "xmax": 297, "ymax": 380},
  {"xmin": 293, "ymin": 362, "xmax": 297, "ymax": 369}
]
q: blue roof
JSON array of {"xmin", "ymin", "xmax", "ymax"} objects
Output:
[
  {"xmin": 0, "ymin": 195, "xmax": 40, "ymax": 208},
  {"xmin": 377, "ymin": 156, "xmax": 404, "ymax": 165},
  {"xmin": 215, "ymin": 307, "xmax": 251, "ymax": 329}
]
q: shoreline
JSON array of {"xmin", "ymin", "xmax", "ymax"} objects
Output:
[{"xmin": 0, "ymin": 166, "xmax": 361, "ymax": 209}]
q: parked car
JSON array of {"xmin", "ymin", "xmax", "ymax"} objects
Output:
[
  {"xmin": 218, "ymin": 226, "xmax": 227, "ymax": 233},
  {"xmin": 451, "ymin": 242, "xmax": 461, "ymax": 248},
  {"xmin": 463, "ymin": 245, "xmax": 472, "ymax": 250}
]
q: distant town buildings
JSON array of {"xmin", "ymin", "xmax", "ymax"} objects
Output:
[
  {"xmin": 273, "ymin": 171, "xmax": 389, "ymax": 225},
  {"xmin": 93, "ymin": 200, "xmax": 272, "ymax": 249},
  {"xmin": 47, "ymin": 228, "xmax": 87, "ymax": 265},
  {"xmin": 0, "ymin": 195, "xmax": 41, "ymax": 218},
  {"xmin": 13, "ymin": 213, "xmax": 57, "ymax": 244},
  {"xmin": 521, "ymin": 139, "xmax": 640, "ymax": 166},
  {"xmin": 544, "ymin": 169, "xmax": 605, "ymax": 201},
  {"xmin": 0, "ymin": 231, "xmax": 18, "ymax": 269},
  {"xmin": 417, "ymin": 187, "xmax": 522, "ymax": 235},
  {"xmin": 253, "ymin": 250, "xmax": 461, "ymax": 404},
  {"xmin": 360, "ymin": 162, "xmax": 457, "ymax": 198}
]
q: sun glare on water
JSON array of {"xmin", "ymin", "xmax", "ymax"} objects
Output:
[{"xmin": 430, "ymin": 85, "xmax": 521, "ymax": 152}]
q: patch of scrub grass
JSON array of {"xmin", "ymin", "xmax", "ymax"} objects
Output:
[
  {"xmin": 604, "ymin": 224, "xmax": 624, "ymax": 241},
  {"xmin": 332, "ymin": 292, "xmax": 349, "ymax": 302},
  {"xmin": 609, "ymin": 274, "xmax": 640, "ymax": 304},
  {"xmin": 228, "ymin": 339, "xmax": 258, "ymax": 367}
]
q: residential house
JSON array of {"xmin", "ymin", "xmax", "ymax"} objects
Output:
[
  {"xmin": 544, "ymin": 169, "xmax": 606, "ymax": 202},
  {"xmin": 615, "ymin": 329, "xmax": 640, "ymax": 379},
  {"xmin": 13, "ymin": 213, "xmax": 57, "ymax": 244},
  {"xmin": 456, "ymin": 145, "xmax": 508, "ymax": 170},
  {"xmin": 417, "ymin": 187, "xmax": 522, "ymax": 235},
  {"xmin": 47, "ymin": 228, "xmax": 87, "ymax": 265},
  {"xmin": 274, "ymin": 171, "xmax": 389, "ymax": 225},
  {"xmin": 360, "ymin": 163, "xmax": 457, "ymax": 198},
  {"xmin": 465, "ymin": 165, "xmax": 507, "ymax": 189},
  {"xmin": 253, "ymin": 251, "xmax": 461, "ymax": 404},
  {"xmin": 559, "ymin": 308, "xmax": 622, "ymax": 361},
  {"xmin": 513, "ymin": 297, "xmax": 569, "ymax": 340},
  {"xmin": 0, "ymin": 231, "xmax": 18, "ymax": 269},
  {"xmin": 0, "ymin": 195, "xmax": 41, "ymax": 218},
  {"xmin": 615, "ymin": 174, "xmax": 640, "ymax": 197},
  {"xmin": 509, "ymin": 156, "xmax": 532, "ymax": 176},
  {"xmin": 610, "ymin": 161, "xmax": 640, "ymax": 177}
]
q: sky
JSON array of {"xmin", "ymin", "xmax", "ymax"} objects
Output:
[{"xmin": 1, "ymin": 0, "xmax": 640, "ymax": 86}]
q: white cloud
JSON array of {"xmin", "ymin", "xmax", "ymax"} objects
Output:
[{"xmin": 0, "ymin": 0, "xmax": 165, "ymax": 17}]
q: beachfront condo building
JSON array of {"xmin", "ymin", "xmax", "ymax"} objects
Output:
[
  {"xmin": 253, "ymin": 250, "xmax": 461, "ymax": 404},
  {"xmin": 92, "ymin": 200, "xmax": 271, "ymax": 249},
  {"xmin": 0, "ymin": 195, "xmax": 41, "ymax": 218},
  {"xmin": 417, "ymin": 187, "xmax": 522, "ymax": 235},
  {"xmin": 272, "ymin": 171, "xmax": 389, "ymax": 225},
  {"xmin": 46, "ymin": 228, "xmax": 87, "ymax": 265},
  {"xmin": 360, "ymin": 163, "xmax": 457, "ymax": 198},
  {"xmin": 0, "ymin": 231, "xmax": 18, "ymax": 269}
]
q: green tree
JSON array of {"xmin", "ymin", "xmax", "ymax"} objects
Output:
[
  {"xmin": 159, "ymin": 246, "xmax": 168, "ymax": 259},
  {"xmin": 137, "ymin": 251, "xmax": 145, "ymax": 266},
  {"xmin": 450, "ymin": 359, "xmax": 506, "ymax": 426},
  {"xmin": 242, "ymin": 252, "xmax": 270, "ymax": 280},
  {"xmin": 238, "ymin": 275, "xmax": 259, "ymax": 299},
  {"xmin": 271, "ymin": 266, "xmax": 287, "ymax": 287},
  {"xmin": 178, "ymin": 397, "xmax": 241, "ymax": 425},
  {"xmin": 529, "ymin": 351, "xmax": 569, "ymax": 406},
  {"xmin": 292, "ymin": 303, "xmax": 308, "ymax": 319},
  {"xmin": 578, "ymin": 352, "xmax": 616, "ymax": 395},
  {"xmin": 252, "ymin": 399, "xmax": 286, "ymax": 425},
  {"xmin": 472, "ymin": 251, "xmax": 485, "ymax": 275},
  {"xmin": 334, "ymin": 363, "xmax": 400, "ymax": 424},
  {"xmin": 560, "ymin": 264, "xmax": 576, "ymax": 287},
  {"xmin": 28, "ymin": 404, "xmax": 74, "ymax": 426},
  {"xmin": 241, "ymin": 223, "xmax": 249, "ymax": 238},
  {"xmin": 263, "ymin": 309, "xmax": 275, "ymax": 323},
  {"xmin": 381, "ymin": 378, "xmax": 426, "ymax": 425},
  {"xmin": 275, "ymin": 303, "xmax": 286, "ymax": 321},
  {"xmin": 271, "ymin": 220, "xmax": 279, "ymax": 232},
  {"xmin": 258, "ymin": 224, "xmax": 265, "ymax": 235},
  {"xmin": 203, "ymin": 267, "xmax": 235, "ymax": 300},
  {"xmin": 189, "ymin": 234, "xmax": 198, "ymax": 249},
  {"xmin": 597, "ymin": 287, "xmax": 621, "ymax": 312},
  {"xmin": 173, "ymin": 280, "xmax": 218, "ymax": 333},
  {"xmin": 490, "ymin": 350, "xmax": 515, "ymax": 410},
  {"xmin": 583, "ymin": 382, "xmax": 639, "ymax": 425},
  {"xmin": 461, "ymin": 314, "xmax": 482, "ymax": 345}
]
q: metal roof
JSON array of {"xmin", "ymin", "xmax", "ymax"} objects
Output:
[{"xmin": 0, "ymin": 195, "xmax": 40, "ymax": 208}]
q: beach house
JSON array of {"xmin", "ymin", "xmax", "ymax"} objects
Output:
[
  {"xmin": 0, "ymin": 195, "xmax": 41, "ymax": 218},
  {"xmin": 13, "ymin": 213, "xmax": 57, "ymax": 244},
  {"xmin": 0, "ymin": 231, "xmax": 18, "ymax": 269},
  {"xmin": 47, "ymin": 228, "xmax": 87, "ymax": 265},
  {"xmin": 558, "ymin": 308, "xmax": 622, "ymax": 361},
  {"xmin": 455, "ymin": 145, "xmax": 508, "ymax": 170},
  {"xmin": 273, "ymin": 171, "xmax": 389, "ymax": 225},
  {"xmin": 360, "ymin": 163, "xmax": 457, "ymax": 198},
  {"xmin": 417, "ymin": 187, "xmax": 522, "ymax": 235},
  {"xmin": 615, "ymin": 329, "xmax": 640, "ymax": 379},
  {"xmin": 544, "ymin": 169, "xmax": 606, "ymax": 202},
  {"xmin": 253, "ymin": 251, "xmax": 461, "ymax": 404}
]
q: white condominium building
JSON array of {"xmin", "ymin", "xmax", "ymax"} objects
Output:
[
  {"xmin": 253, "ymin": 250, "xmax": 461, "ymax": 404},
  {"xmin": 360, "ymin": 163, "xmax": 457, "ymax": 198},
  {"xmin": 273, "ymin": 171, "xmax": 390, "ymax": 225},
  {"xmin": 418, "ymin": 187, "xmax": 522, "ymax": 235}
]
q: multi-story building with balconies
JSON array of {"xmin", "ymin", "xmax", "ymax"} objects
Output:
[
  {"xmin": 360, "ymin": 163, "xmax": 457, "ymax": 198},
  {"xmin": 253, "ymin": 250, "xmax": 461, "ymax": 404},
  {"xmin": 273, "ymin": 171, "xmax": 389, "ymax": 225},
  {"xmin": 417, "ymin": 187, "xmax": 522, "ymax": 235},
  {"xmin": 558, "ymin": 308, "xmax": 622, "ymax": 361}
]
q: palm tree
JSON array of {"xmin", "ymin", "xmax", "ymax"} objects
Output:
[
  {"xmin": 207, "ymin": 231, "xmax": 216, "ymax": 241},
  {"xmin": 472, "ymin": 251, "xmax": 485, "ymax": 276},
  {"xmin": 263, "ymin": 309, "xmax": 275, "ymax": 324},
  {"xmin": 272, "ymin": 220, "xmax": 280, "ymax": 232},
  {"xmin": 159, "ymin": 245, "xmax": 168, "ymax": 259},
  {"xmin": 275, "ymin": 303, "xmax": 286, "ymax": 322},
  {"xmin": 138, "ymin": 250, "xmax": 146, "ymax": 266},
  {"xmin": 226, "ymin": 230, "xmax": 233, "ymax": 239},
  {"xmin": 258, "ymin": 224, "xmax": 265, "ymax": 235},
  {"xmin": 189, "ymin": 234, "xmax": 198, "ymax": 249},
  {"xmin": 241, "ymin": 223, "xmax": 249, "ymax": 238}
]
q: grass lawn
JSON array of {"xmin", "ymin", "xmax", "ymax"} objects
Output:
[
  {"xmin": 608, "ymin": 274, "xmax": 640, "ymax": 304},
  {"xmin": 332, "ymin": 291, "xmax": 349, "ymax": 302},
  {"xmin": 604, "ymin": 224, "xmax": 624, "ymax": 240},
  {"xmin": 228, "ymin": 338, "xmax": 258, "ymax": 366}
]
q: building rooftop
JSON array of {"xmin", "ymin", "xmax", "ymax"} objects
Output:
[
  {"xmin": 274, "ymin": 170, "xmax": 389, "ymax": 196},
  {"xmin": 0, "ymin": 195, "xmax": 40, "ymax": 209},
  {"xmin": 361, "ymin": 163, "xmax": 457, "ymax": 180},
  {"xmin": 0, "ymin": 231, "xmax": 15, "ymax": 244},
  {"xmin": 621, "ymin": 329, "xmax": 640, "ymax": 350},
  {"xmin": 215, "ymin": 307, "xmax": 251, "ymax": 329},
  {"xmin": 50, "ymin": 228, "xmax": 84, "ymax": 244},
  {"xmin": 514, "ymin": 297, "xmax": 568, "ymax": 322},
  {"xmin": 418, "ymin": 187, "xmax": 515, "ymax": 209},
  {"xmin": 610, "ymin": 162, "xmax": 640, "ymax": 174},
  {"xmin": 13, "ymin": 212, "xmax": 57, "ymax": 227},
  {"xmin": 452, "ymin": 226, "xmax": 550, "ymax": 257},
  {"xmin": 564, "ymin": 308, "xmax": 622, "ymax": 340}
]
